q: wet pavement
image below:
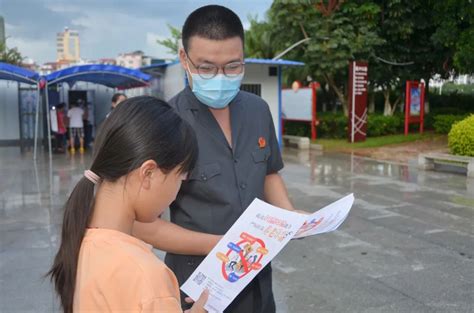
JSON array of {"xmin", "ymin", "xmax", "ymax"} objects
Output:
[{"xmin": 1, "ymin": 147, "xmax": 473, "ymax": 313}]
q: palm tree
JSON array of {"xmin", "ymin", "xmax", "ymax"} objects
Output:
[
  {"xmin": 244, "ymin": 15, "xmax": 277, "ymax": 59},
  {"xmin": 0, "ymin": 41, "xmax": 23, "ymax": 65}
]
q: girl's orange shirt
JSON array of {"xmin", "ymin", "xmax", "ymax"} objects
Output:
[{"xmin": 74, "ymin": 228, "xmax": 182, "ymax": 312}]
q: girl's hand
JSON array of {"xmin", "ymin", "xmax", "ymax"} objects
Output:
[{"xmin": 184, "ymin": 289, "xmax": 209, "ymax": 313}]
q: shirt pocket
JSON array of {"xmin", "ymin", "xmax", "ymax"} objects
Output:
[
  {"xmin": 187, "ymin": 162, "xmax": 221, "ymax": 182},
  {"xmin": 252, "ymin": 147, "xmax": 271, "ymax": 163}
]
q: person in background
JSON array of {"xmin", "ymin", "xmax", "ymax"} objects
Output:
[
  {"xmin": 67, "ymin": 101, "xmax": 85, "ymax": 154},
  {"xmin": 54, "ymin": 103, "xmax": 67, "ymax": 153},
  {"xmin": 107, "ymin": 93, "xmax": 127, "ymax": 118},
  {"xmin": 82, "ymin": 100, "xmax": 94, "ymax": 149}
]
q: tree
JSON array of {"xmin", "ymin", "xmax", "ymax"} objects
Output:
[
  {"xmin": 431, "ymin": 0, "xmax": 474, "ymax": 75},
  {"xmin": 0, "ymin": 41, "xmax": 23, "ymax": 65},
  {"xmin": 157, "ymin": 24, "xmax": 181, "ymax": 56},
  {"xmin": 369, "ymin": 0, "xmax": 418, "ymax": 116},
  {"xmin": 244, "ymin": 15, "xmax": 278, "ymax": 59},
  {"xmin": 268, "ymin": 0, "xmax": 383, "ymax": 115},
  {"xmin": 156, "ymin": 16, "xmax": 281, "ymax": 60},
  {"xmin": 369, "ymin": 0, "xmax": 474, "ymax": 115}
]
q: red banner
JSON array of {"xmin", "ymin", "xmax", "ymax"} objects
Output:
[{"xmin": 348, "ymin": 61, "xmax": 368, "ymax": 142}]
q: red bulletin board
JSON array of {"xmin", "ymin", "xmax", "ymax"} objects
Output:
[
  {"xmin": 281, "ymin": 82, "xmax": 318, "ymax": 140},
  {"xmin": 404, "ymin": 81, "xmax": 425, "ymax": 135}
]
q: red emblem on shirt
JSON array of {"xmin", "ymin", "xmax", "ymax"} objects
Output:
[{"xmin": 258, "ymin": 137, "xmax": 266, "ymax": 149}]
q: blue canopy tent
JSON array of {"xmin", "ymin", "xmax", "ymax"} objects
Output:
[
  {"xmin": 45, "ymin": 64, "xmax": 151, "ymax": 89},
  {"xmin": 244, "ymin": 58, "xmax": 305, "ymax": 67},
  {"xmin": 0, "ymin": 62, "xmax": 47, "ymax": 160},
  {"xmin": 0, "ymin": 62, "xmax": 39, "ymax": 84},
  {"xmin": 38, "ymin": 64, "xmax": 151, "ymax": 158}
]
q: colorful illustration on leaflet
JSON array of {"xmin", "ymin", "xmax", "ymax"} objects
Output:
[
  {"xmin": 216, "ymin": 232, "xmax": 268, "ymax": 283},
  {"xmin": 295, "ymin": 217, "xmax": 324, "ymax": 237}
]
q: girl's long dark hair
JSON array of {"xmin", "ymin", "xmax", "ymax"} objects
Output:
[{"xmin": 47, "ymin": 96, "xmax": 198, "ymax": 313}]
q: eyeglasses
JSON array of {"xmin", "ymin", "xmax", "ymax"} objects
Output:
[{"xmin": 186, "ymin": 54, "xmax": 245, "ymax": 79}]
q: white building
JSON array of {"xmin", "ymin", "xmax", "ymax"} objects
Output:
[
  {"xmin": 116, "ymin": 51, "xmax": 146, "ymax": 69},
  {"xmin": 57, "ymin": 27, "xmax": 80, "ymax": 62}
]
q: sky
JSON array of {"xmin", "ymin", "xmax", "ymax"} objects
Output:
[{"xmin": 1, "ymin": 0, "xmax": 273, "ymax": 64}]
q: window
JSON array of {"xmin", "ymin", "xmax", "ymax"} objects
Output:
[
  {"xmin": 69, "ymin": 39, "xmax": 76, "ymax": 56},
  {"xmin": 240, "ymin": 84, "xmax": 261, "ymax": 96},
  {"xmin": 268, "ymin": 67, "xmax": 278, "ymax": 77}
]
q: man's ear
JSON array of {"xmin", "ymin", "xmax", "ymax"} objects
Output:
[
  {"xmin": 179, "ymin": 47, "xmax": 187, "ymax": 70},
  {"xmin": 180, "ymin": 47, "xmax": 193, "ymax": 88}
]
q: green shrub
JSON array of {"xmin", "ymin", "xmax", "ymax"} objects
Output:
[
  {"xmin": 317, "ymin": 113, "xmax": 347, "ymax": 139},
  {"xmin": 366, "ymin": 114, "xmax": 404, "ymax": 137},
  {"xmin": 433, "ymin": 114, "xmax": 468, "ymax": 134},
  {"xmin": 285, "ymin": 113, "xmax": 442, "ymax": 139},
  {"xmin": 283, "ymin": 121, "xmax": 311, "ymax": 137},
  {"xmin": 283, "ymin": 114, "xmax": 348, "ymax": 139},
  {"xmin": 448, "ymin": 115, "xmax": 474, "ymax": 157},
  {"xmin": 428, "ymin": 94, "xmax": 474, "ymax": 114},
  {"xmin": 424, "ymin": 113, "xmax": 437, "ymax": 130},
  {"xmin": 430, "ymin": 106, "xmax": 469, "ymax": 115}
]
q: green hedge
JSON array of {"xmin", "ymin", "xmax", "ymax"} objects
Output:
[
  {"xmin": 363, "ymin": 92, "xmax": 474, "ymax": 115},
  {"xmin": 433, "ymin": 114, "xmax": 468, "ymax": 134},
  {"xmin": 428, "ymin": 94, "xmax": 474, "ymax": 114},
  {"xmin": 317, "ymin": 113, "xmax": 347, "ymax": 139},
  {"xmin": 424, "ymin": 114, "xmax": 435, "ymax": 130},
  {"xmin": 448, "ymin": 115, "xmax": 474, "ymax": 156},
  {"xmin": 366, "ymin": 114, "xmax": 403, "ymax": 137},
  {"xmin": 284, "ymin": 113, "xmax": 471, "ymax": 139},
  {"xmin": 284, "ymin": 114, "xmax": 406, "ymax": 139},
  {"xmin": 283, "ymin": 121, "xmax": 312, "ymax": 138}
]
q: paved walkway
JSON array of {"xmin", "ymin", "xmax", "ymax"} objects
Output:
[{"xmin": 1, "ymin": 147, "xmax": 472, "ymax": 312}]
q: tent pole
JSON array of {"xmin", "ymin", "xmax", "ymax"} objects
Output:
[
  {"xmin": 45, "ymin": 84, "xmax": 53, "ymax": 162},
  {"xmin": 33, "ymin": 83, "xmax": 40, "ymax": 161}
]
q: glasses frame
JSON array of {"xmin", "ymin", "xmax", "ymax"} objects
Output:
[{"xmin": 186, "ymin": 54, "xmax": 245, "ymax": 79}]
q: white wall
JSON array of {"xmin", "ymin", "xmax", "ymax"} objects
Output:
[
  {"xmin": 0, "ymin": 81, "xmax": 20, "ymax": 141},
  {"xmin": 242, "ymin": 64, "xmax": 280, "ymax": 139},
  {"xmin": 163, "ymin": 63, "xmax": 185, "ymax": 101}
]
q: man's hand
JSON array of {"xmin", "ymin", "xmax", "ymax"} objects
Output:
[
  {"xmin": 133, "ymin": 219, "xmax": 221, "ymax": 255},
  {"xmin": 264, "ymin": 173, "xmax": 296, "ymax": 211}
]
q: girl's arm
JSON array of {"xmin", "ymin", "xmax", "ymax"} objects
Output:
[{"xmin": 133, "ymin": 218, "xmax": 221, "ymax": 255}]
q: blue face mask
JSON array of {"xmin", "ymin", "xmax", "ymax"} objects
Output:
[{"xmin": 189, "ymin": 72, "xmax": 244, "ymax": 109}]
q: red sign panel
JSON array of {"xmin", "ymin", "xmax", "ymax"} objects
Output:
[
  {"xmin": 404, "ymin": 81, "xmax": 425, "ymax": 135},
  {"xmin": 348, "ymin": 61, "xmax": 368, "ymax": 142}
]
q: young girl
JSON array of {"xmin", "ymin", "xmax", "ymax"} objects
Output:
[{"xmin": 48, "ymin": 96, "xmax": 208, "ymax": 313}]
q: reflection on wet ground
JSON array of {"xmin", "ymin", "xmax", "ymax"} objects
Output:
[{"xmin": 1, "ymin": 147, "xmax": 472, "ymax": 312}]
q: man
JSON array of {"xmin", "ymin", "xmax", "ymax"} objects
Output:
[
  {"xmin": 133, "ymin": 5, "xmax": 299, "ymax": 313},
  {"xmin": 107, "ymin": 93, "xmax": 127, "ymax": 118},
  {"xmin": 67, "ymin": 101, "xmax": 86, "ymax": 154}
]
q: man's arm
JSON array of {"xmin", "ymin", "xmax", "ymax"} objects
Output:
[
  {"xmin": 264, "ymin": 173, "xmax": 296, "ymax": 211},
  {"xmin": 133, "ymin": 218, "xmax": 221, "ymax": 255}
]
